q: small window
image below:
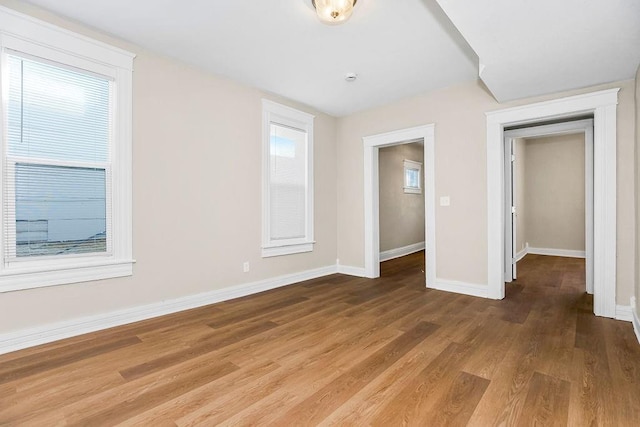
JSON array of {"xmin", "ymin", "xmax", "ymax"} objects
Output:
[
  {"xmin": 404, "ymin": 160, "xmax": 422, "ymax": 194},
  {"xmin": 262, "ymin": 100, "xmax": 314, "ymax": 257}
]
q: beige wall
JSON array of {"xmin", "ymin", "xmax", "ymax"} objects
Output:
[
  {"xmin": 514, "ymin": 138, "xmax": 527, "ymax": 255},
  {"xmin": 0, "ymin": 1, "xmax": 338, "ymax": 333},
  {"xmin": 523, "ymin": 134, "xmax": 585, "ymax": 252},
  {"xmin": 379, "ymin": 143, "xmax": 425, "ymax": 252},
  {"xmin": 336, "ymin": 78, "xmax": 636, "ymax": 303}
]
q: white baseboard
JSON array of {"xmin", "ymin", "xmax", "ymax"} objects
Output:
[
  {"xmin": 380, "ymin": 241, "xmax": 425, "ymax": 262},
  {"xmin": 0, "ymin": 264, "xmax": 338, "ymax": 356},
  {"xmin": 430, "ymin": 279, "xmax": 489, "ymax": 299},
  {"xmin": 615, "ymin": 305, "xmax": 633, "ymax": 322},
  {"xmin": 631, "ymin": 297, "xmax": 640, "ymax": 345},
  {"xmin": 527, "ymin": 247, "xmax": 586, "ymax": 259},
  {"xmin": 336, "ymin": 264, "xmax": 367, "ymax": 277},
  {"xmin": 515, "ymin": 246, "xmax": 528, "ymax": 262}
]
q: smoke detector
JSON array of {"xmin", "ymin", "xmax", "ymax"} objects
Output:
[{"xmin": 345, "ymin": 72, "xmax": 358, "ymax": 82}]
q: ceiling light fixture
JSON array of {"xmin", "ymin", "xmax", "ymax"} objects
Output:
[{"xmin": 312, "ymin": 0, "xmax": 358, "ymax": 25}]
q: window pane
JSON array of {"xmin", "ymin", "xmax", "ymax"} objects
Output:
[
  {"xmin": 269, "ymin": 124, "xmax": 306, "ymax": 240},
  {"xmin": 406, "ymin": 168, "xmax": 419, "ymax": 188},
  {"xmin": 14, "ymin": 164, "xmax": 106, "ymax": 257},
  {"xmin": 7, "ymin": 55, "xmax": 110, "ymax": 162}
]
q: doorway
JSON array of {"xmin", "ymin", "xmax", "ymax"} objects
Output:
[
  {"xmin": 378, "ymin": 142, "xmax": 426, "ymax": 276},
  {"xmin": 363, "ymin": 124, "xmax": 436, "ymax": 288},
  {"xmin": 486, "ymin": 88, "xmax": 618, "ymax": 318},
  {"xmin": 503, "ymin": 119, "xmax": 594, "ymax": 294}
]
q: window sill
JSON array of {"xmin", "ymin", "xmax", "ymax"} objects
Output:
[
  {"xmin": 262, "ymin": 242, "xmax": 314, "ymax": 258},
  {"xmin": 404, "ymin": 187, "xmax": 422, "ymax": 194},
  {"xmin": 0, "ymin": 259, "xmax": 135, "ymax": 293}
]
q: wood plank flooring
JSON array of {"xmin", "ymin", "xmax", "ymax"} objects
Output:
[{"xmin": 1, "ymin": 252, "xmax": 640, "ymax": 426}]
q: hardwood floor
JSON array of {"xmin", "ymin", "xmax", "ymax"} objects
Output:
[{"xmin": 1, "ymin": 252, "xmax": 640, "ymax": 425}]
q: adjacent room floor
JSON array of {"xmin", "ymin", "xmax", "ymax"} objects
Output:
[{"xmin": 1, "ymin": 252, "xmax": 639, "ymax": 425}]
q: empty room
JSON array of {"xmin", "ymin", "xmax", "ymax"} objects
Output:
[{"xmin": 1, "ymin": 0, "xmax": 639, "ymax": 425}]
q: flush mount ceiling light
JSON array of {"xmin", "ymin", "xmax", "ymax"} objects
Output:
[{"xmin": 312, "ymin": 0, "xmax": 358, "ymax": 25}]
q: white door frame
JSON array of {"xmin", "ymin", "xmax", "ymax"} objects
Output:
[
  {"xmin": 363, "ymin": 124, "xmax": 436, "ymax": 288},
  {"xmin": 486, "ymin": 89, "xmax": 618, "ymax": 318},
  {"xmin": 504, "ymin": 137, "xmax": 517, "ymax": 282},
  {"xmin": 503, "ymin": 119, "xmax": 594, "ymax": 295}
]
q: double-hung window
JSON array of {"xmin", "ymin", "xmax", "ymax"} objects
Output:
[
  {"xmin": 262, "ymin": 100, "xmax": 314, "ymax": 257},
  {"xmin": 0, "ymin": 8, "xmax": 134, "ymax": 292}
]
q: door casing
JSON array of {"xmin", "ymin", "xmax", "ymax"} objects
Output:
[
  {"xmin": 363, "ymin": 124, "xmax": 436, "ymax": 288},
  {"xmin": 486, "ymin": 88, "xmax": 618, "ymax": 318}
]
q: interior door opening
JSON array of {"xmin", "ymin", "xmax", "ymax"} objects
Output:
[
  {"xmin": 378, "ymin": 141, "xmax": 426, "ymax": 277},
  {"xmin": 362, "ymin": 124, "xmax": 436, "ymax": 288},
  {"xmin": 503, "ymin": 118, "xmax": 594, "ymax": 298},
  {"xmin": 487, "ymin": 89, "xmax": 617, "ymax": 316}
]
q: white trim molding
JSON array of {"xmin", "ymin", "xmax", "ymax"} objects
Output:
[
  {"xmin": 527, "ymin": 247, "xmax": 586, "ymax": 259},
  {"xmin": 631, "ymin": 297, "xmax": 640, "ymax": 345},
  {"xmin": 0, "ymin": 260, "xmax": 134, "ymax": 293},
  {"xmin": 261, "ymin": 243, "xmax": 314, "ymax": 258},
  {"xmin": 615, "ymin": 304, "xmax": 633, "ymax": 322},
  {"xmin": 0, "ymin": 6, "xmax": 134, "ymax": 71},
  {"xmin": 486, "ymin": 88, "xmax": 619, "ymax": 316},
  {"xmin": 0, "ymin": 6, "xmax": 135, "ymax": 292},
  {"xmin": 0, "ymin": 264, "xmax": 337, "ymax": 355},
  {"xmin": 515, "ymin": 246, "xmax": 528, "ymax": 262},
  {"xmin": 261, "ymin": 99, "xmax": 315, "ymax": 258},
  {"xmin": 363, "ymin": 124, "xmax": 436, "ymax": 289},
  {"xmin": 432, "ymin": 279, "xmax": 489, "ymax": 299},
  {"xmin": 380, "ymin": 241, "xmax": 425, "ymax": 262},
  {"xmin": 336, "ymin": 264, "xmax": 367, "ymax": 277}
]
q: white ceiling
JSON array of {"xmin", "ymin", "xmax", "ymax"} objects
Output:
[
  {"xmin": 436, "ymin": 0, "xmax": 640, "ymax": 102},
  {"xmin": 20, "ymin": 0, "xmax": 478, "ymax": 117},
  {"xmin": 18, "ymin": 0, "xmax": 640, "ymax": 115}
]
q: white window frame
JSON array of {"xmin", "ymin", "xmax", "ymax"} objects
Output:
[
  {"xmin": 0, "ymin": 6, "xmax": 135, "ymax": 292},
  {"xmin": 403, "ymin": 159, "xmax": 422, "ymax": 194},
  {"xmin": 261, "ymin": 99, "xmax": 314, "ymax": 258}
]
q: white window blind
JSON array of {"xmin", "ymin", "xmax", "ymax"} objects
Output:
[
  {"xmin": 269, "ymin": 123, "xmax": 307, "ymax": 241},
  {"xmin": 262, "ymin": 100, "xmax": 314, "ymax": 258},
  {"xmin": 4, "ymin": 53, "xmax": 112, "ymax": 260}
]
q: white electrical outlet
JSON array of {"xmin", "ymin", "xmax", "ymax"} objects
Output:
[
  {"xmin": 440, "ymin": 196, "xmax": 450, "ymax": 206},
  {"xmin": 243, "ymin": 262, "xmax": 250, "ymax": 273}
]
